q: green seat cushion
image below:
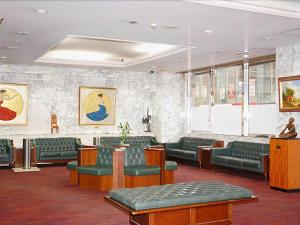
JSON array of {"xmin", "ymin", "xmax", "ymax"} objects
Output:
[
  {"xmin": 109, "ymin": 181, "xmax": 253, "ymax": 210},
  {"xmin": 61, "ymin": 151, "xmax": 78, "ymax": 157},
  {"xmin": 40, "ymin": 152, "xmax": 61, "ymax": 157},
  {"xmin": 0, "ymin": 153, "xmax": 9, "ymax": 162},
  {"xmin": 166, "ymin": 149, "xmax": 186, "ymax": 157},
  {"xmin": 241, "ymin": 159, "xmax": 260, "ymax": 170},
  {"xmin": 67, "ymin": 160, "xmax": 78, "ymax": 170},
  {"xmin": 165, "ymin": 161, "xmax": 177, "ymax": 171},
  {"xmin": 78, "ymin": 165, "xmax": 112, "ymax": 176},
  {"xmin": 124, "ymin": 165, "xmax": 160, "ymax": 176}
]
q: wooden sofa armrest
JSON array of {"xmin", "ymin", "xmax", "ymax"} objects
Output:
[{"xmin": 78, "ymin": 147, "xmax": 98, "ymax": 167}]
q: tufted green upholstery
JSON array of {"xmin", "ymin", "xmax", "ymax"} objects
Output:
[
  {"xmin": 109, "ymin": 181, "xmax": 253, "ymax": 210},
  {"xmin": 0, "ymin": 139, "xmax": 14, "ymax": 164},
  {"xmin": 77, "ymin": 146, "xmax": 114, "ymax": 176},
  {"xmin": 165, "ymin": 161, "xmax": 177, "ymax": 171},
  {"xmin": 77, "ymin": 165, "xmax": 112, "ymax": 176},
  {"xmin": 166, "ymin": 137, "xmax": 217, "ymax": 161},
  {"xmin": 67, "ymin": 160, "xmax": 78, "ymax": 170},
  {"xmin": 211, "ymin": 141, "xmax": 269, "ymax": 173},
  {"xmin": 98, "ymin": 136, "xmax": 159, "ymax": 148},
  {"xmin": 124, "ymin": 146, "xmax": 160, "ymax": 176},
  {"xmin": 32, "ymin": 137, "xmax": 83, "ymax": 161}
]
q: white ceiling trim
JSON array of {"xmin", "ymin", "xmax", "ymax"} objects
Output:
[{"xmin": 183, "ymin": 0, "xmax": 300, "ymax": 19}]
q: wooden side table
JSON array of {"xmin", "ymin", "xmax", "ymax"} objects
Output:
[
  {"xmin": 14, "ymin": 148, "xmax": 35, "ymax": 168},
  {"xmin": 198, "ymin": 147, "xmax": 225, "ymax": 169}
]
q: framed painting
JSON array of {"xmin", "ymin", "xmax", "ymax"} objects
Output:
[
  {"xmin": 0, "ymin": 83, "xmax": 28, "ymax": 126},
  {"xmin": 79, "ymin": 86, "xmax": 116, "ymax": 125},
  {"xmin": 279, "ymin": 75, "xmax": 300, "ymax": 112}
]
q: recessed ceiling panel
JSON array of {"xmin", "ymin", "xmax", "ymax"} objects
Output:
[{"xmin": 36, "ymin": 35, "xmax": 191, "ymax": 67}]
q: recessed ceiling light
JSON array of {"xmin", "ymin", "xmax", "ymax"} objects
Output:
[
  {"xmin": 150, "ymin": 23, "xmax": 158, "ymax": 29},
  {"xmin": 17, "ymin": 31, "xmax": 28, "ymax": 35},
  {"xmin": 1, "ymin": 56, "xmax": 7, "ymax": 59},
  {"xmin": 48, "ymin": 50, "xmax": 112, "ymax": 62},
  {"xmin": 204, "ymin": 29, "xmax": 213, "ymax": 33},
  {"xmin": 244, "ymin": 49, "xmax": 249, "ymax": 53},
  {"xmin": 36, "ymin": 9, "xmax": 47, "ymax": 13},
  {"xmin": 164, "ymin": 25, "xmax": 179, "ymax": 29},
  {"xmin": 176, "ymin": 59, "xmax": 183, "ymax": 63},
  {"xmin": 244, "ymin": 54, "xmax": 249, "ymax": 58},
  {"xmin": 128, "ymin": 20, "xmax": 139, "ymax": 24},
  {"xmin": 6, "ymin": 46, "xmax": 18, "ymax": 49},
  {"xmin": 264, "ymin": 37, "xmax": 275, "ymax": 41},
  {"xmin": 135, "ymin": 43, "xmax": 175, "ymax": 54}
]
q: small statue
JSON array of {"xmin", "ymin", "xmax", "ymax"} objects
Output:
[
  {"xmin": 142, "ymin": 107, "xmax": 152, "ymax": 132},
  {"xmin": 279, "ymin": 117, "xmax": 297, "ymax": 138}
]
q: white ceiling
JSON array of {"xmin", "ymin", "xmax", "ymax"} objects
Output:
[{"xmin": 0, "ymin": 0, "xmax": 300, "ymax": 73}]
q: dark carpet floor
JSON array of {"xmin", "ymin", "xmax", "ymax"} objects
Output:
[{"xmin": 0, "ymin": 163, "xmax": 300, "ymax": 225}]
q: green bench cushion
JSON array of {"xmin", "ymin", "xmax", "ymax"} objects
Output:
[
  {"xmin": 125, "ymin": 165, "xmax": 160, "ymax": 176},
  {"xmin": 67, "ymin": 160, "xmax": 78, "ymax": 170},
  {"xmin": 78, "ymin": 165, "xmax": 112, "ymax": 176},
  {"xmin": 165, "ymin": 161, "xmax": 177, "ymax": 170},
  {"xmin": 109, "ymin": 181, "xmax": 253, "ymax": 210}
]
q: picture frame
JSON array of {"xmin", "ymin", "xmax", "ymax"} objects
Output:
[
  {"xmin": 0, "ymin": 83, "xmax": 28, "ymax": 126},
  {"xmin": 79, "ymin": 86, "xmax": 116, "ymax": 125},
  {"xmin": 278, "ymin": 75, "xmax": 300, "ymax": 112}
]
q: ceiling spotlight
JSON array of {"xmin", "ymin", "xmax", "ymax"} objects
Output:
[
  {"xmin": 128, "ymin": 20, "xmax": 139, "ymax": 24},
  {"xmin": 17, "ymin": 31, "xmax": 28, "ymax": 35},
  {"xmin": 204, "ymin": 29, "xmax": 213, "ymax": 33},
  {"xmin": 150, "ymin": 23, "xmax": 158, "ymax": 29},
  {"xmin": 36, "ymin": 9, "xmax": 47, "ymax": 13},
  {"xmin": 1, "ymin": 56, "xmax": 7, "ymax": 59},
  {"xmin": 244, "ymin": 49, "xmax": 249, "ymax": 53},
  {"xmin": 244, "ymin": 54, "xmax": 249, "ymax": 58},
  {"xmin": 164, "ymin": 25, "xmax": 179, "ymax": 29},
  {"xmin": 264, "ymin": 37, "xmax": 275, "ymax": 41},
  {"xmin": 6, "ymin": 46, "xmax": 18, "ymax": 49}
]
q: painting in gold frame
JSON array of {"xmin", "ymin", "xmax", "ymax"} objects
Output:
[
  {"xmin": 279, "ymin": 75, "xmax": 300, "ymax": 112},
  {"xmin": 79, "ymin": 86, "xmax": 116, "ymax": 125},
  {"xmin": 0, "ymin": 83, "xmax": 28, "ymax": 126}
]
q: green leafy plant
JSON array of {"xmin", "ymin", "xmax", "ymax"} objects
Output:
[{"xmin": 118, "ymin": 122, "xmax": 131, "ymax": 145}]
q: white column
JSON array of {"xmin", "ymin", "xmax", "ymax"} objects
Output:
[
  {"xmin": 186, "ymin": 72, "xmax": 192, "ymax": 134},
  {"xmin": 209, "ymin": 68, "xmax": 215, "ymax": 134},
  {"xmin": 243, "ymin": 61, "xmax": 249, "ymax": 136}
]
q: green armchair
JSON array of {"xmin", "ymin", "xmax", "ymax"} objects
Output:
[{"xmin": 0, "ymin": 139, "xmax": 14, "ymax": 167}]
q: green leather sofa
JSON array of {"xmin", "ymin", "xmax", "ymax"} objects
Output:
[
  {"xmin": 78, "ymin": 146, "xmax": 114, "ymax": 176},
  {"xmin": 32, "ymin": 137, "xmax": 83, "ymax": 163},
  {"xmin": 211, "ymin": 141, "xmax": 269, "ymax": 176},
  {"xmin": 166, "ymin": 137, "xmax": 219, "ymax": 162},
  {"xmin": 124, "ymin": 146, "xmax": 161, "ymax": 176},
  {"xmin": 0, "ymin": 139, "xmax": 14, "ymax": 166},
  {"xmin": 95, "ymin": 136, "xmax": 159, "ymax": 148}
]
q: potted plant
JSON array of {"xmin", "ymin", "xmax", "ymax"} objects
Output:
[{"xmin": 118, "ymin": 122, "xmax": 131, "ymax": 146}]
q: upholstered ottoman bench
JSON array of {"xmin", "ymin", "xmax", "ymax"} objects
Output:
[{"xmin": 105, "ymin": 181, "xmax": 257, "ymax": 225}]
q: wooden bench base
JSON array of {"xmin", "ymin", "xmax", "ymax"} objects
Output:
[
  {"xmin": 125, "ymin": 175, "xmax": 160, "ymax": 188},
  {"xmin": 79, "ymin": 174, "xmax": 112, "ymax": 191},
  {"xmin": 163, "ymin": 170, "xmax": 174, "ymax": 184},
  {"xmin": 105, "ymin": 196, "xmax": 257, "ymax": 225},
  {"xmin": 69, "ymin": 169, "xmax": 78, "ymax": 185}
]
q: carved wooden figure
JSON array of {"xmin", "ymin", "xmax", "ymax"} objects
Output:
[{"xmin": 51, "ymin": 114, "xmax": 59, "ymax": 134}]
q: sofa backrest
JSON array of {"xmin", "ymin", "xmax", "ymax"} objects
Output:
[
  {"xmin": 124, "ymin": 146, "xmax": 146, "ymax": 167},
  {"xmin": 181, "ymin": 137, "xmax": 216, "ymax": 151},
  {"xmin": 33, "ymin": 137, "xmax": 80, "ymax": 152},
  {"xmin": 96, "ymin": 146, "xmax": 114, "ymax": 166},
  {"xmin": 229, "ymin": 141, "xmax": 269, "ymax": 160},
  {"xmin": 0, "ymin": 139, "xmax": 12, "ymax": 154},
  {"xmin": 99, "ymin": 136, "xmax": 158, "ymax": 147}
]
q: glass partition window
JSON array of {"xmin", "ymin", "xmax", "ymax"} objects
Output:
[
  {"xmin": 214, "ymin": 65, "xmax": 243, "ymax": 104},
  {"xmin": 249, "ymin": 62, "xmax": 276, "ymax": 104},
  {"xmin": 192, "ymin": 73, "xmax": 209, "ymax": 106}
]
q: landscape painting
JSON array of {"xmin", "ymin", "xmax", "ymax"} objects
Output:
[{"xmin": 279, "ymin": 75, "xmax": 300, "ymax": 112}]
